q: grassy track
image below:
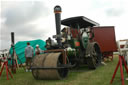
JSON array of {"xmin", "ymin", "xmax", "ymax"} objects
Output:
[{"xmin": 0, "ymin": 55, "xmax": 128, "ymax": 85}]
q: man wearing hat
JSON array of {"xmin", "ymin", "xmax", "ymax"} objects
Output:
[{"xmin": 35, "ymin": 44, "xmax": 42, "ymax": 55}]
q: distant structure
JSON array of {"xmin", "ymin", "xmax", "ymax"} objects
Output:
[
  {"xmin": 119, "ymin": 39, "xmax": 128, "ymax": 48},
  {"xmin": 117, "ymin": 39, "xmax": 128, "ymax": 65},
  {"xmin": 0, "ymin": 49, "xmax": 9, "ymax": 66},
  {"xmin": 0, "ymin": 49, "xmax": 9, "ymax": 58}
]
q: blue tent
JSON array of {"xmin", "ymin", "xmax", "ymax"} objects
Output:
[{"xmin": 9, "ymin": 39, "xmax": 46, "ymax": 64}]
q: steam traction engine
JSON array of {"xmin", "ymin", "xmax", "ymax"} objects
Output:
[{"xmin": 31, "ymin": 6, "xmax": 102, "ymax": 80}]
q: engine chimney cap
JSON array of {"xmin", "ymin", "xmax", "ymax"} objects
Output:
[{"xmin": 54, "ymin": 5, "xmax": 61, "ymax": 13}]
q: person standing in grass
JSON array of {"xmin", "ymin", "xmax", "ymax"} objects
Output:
[{"xmin": 25, "ymin": 42, "xmax": 34, "ymax": 72}]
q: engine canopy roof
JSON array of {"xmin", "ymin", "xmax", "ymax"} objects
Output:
[{"xmin": 61, "ymin": 16, "xmax": 99, "ymax": 28}]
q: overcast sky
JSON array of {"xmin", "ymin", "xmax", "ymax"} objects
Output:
[{"xmin": 0, "ymin": 0, "xmax": 128, "ymax": 50}]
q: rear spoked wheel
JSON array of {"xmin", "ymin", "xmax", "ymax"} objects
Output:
[{"xmin": 86, "ymin": 42, "xmax": 102, "ymax": 69}]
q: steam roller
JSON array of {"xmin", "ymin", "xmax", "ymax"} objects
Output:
[{"xmin": 31, "ymin": 5, "xmax": 102, "ymax": 80}]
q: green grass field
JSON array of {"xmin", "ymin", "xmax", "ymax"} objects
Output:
[{"xmin": 0, "ymin": 56, "xmax": 128, "ymax": 85}]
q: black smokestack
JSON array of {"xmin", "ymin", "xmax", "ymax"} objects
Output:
[
  {"xmin": 11, "ymin": 32, "xmax": 15, "ymax": 45},
  {"xmin": 54, "ymin": 5, "xmax": 62, "ymax": 47}
]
